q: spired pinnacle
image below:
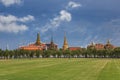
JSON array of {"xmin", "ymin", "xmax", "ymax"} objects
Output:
[
  {"xmin": 63, "ymin": 33, "xmax": 69, "ymax": 50},
  {"xmin": 107, "ymin": 39, "xmax": 110, "ymax": 44},
  {"xmin": 51, "ymin": 34, "xmax": 53, "ymax": 44},
  {"xmin": 64, "ymin": 35, "xmax": 68, "ymax": 45},
  {"xmin": 50, "ymin": 35, "xmax": 55, "ymax": 50},
  {"xmin": 91, "ymin": 42, "xmax": 94, "ymax": 46},
  {"xmin": 35, "ymin": 32, "xmax": 41, "ymax": 45}
]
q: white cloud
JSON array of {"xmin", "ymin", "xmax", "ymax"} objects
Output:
[
  {"xmin": 19, "ymin": 15, "xmax": 34, "ymax": 22},
  {"xmin": 0, "ymin": 15, "xmax": 34, "ymax": 33},
  {"xmin": 0, "ymin": 23, "xmax": 28, "ymax": 33},
  {"xmin": 67, "ymin": 1, "xmax": 82, "ymax": 9},
  {"xmin": 0, "ymin": 15, "xmax": 17, "ymax": 24},
  {"xmin": 36, "ymin": 1, "xmax": 81, "ymax": 33},
  {"xmin": 0, "ymin": 15, "xmax": 34, "ymax": 23},
  {"xmin": 0, "ymin": 0, "xmax": 22, "ymax": 7},
  {"xmin": 60, "ymin": 10, "xmax": 71, "ymax": 21},
  {"xmin": 39, "ymin": 10, "xmax": 71, "ymax": 33}
]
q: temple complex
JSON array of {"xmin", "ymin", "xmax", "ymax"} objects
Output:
[
  {"xmin": 19, "ymin": 33, "xmax": 58, "ymax": 51},
  {"xmin": 19, "ymin": 32, "xmax": 116, "ymax": 51},
  {"xmin": 19, "ymin": 33, "xmax": 47, "ymax": 50},
  {"xmin": 87, "ymin": 40, "xmax": 115, "ymax": 50}
]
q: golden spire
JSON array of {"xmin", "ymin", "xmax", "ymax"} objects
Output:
[
  {"xmin": 63, "ymin": 33, "xmax": 69, "ymax": 50},
  {"xmin": 35, "ymin": 32, "xmax": 41, "ymax": 45}
]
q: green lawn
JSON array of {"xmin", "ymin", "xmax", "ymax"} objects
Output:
[{"xmin": 0, "ymin": 58, "xmax": 120, "ymax": 80}]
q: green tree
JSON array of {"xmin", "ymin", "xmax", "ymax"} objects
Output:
[
  {"xmin": 43, "ymin": 50, "xmax": 51, "ymax": 58},
  {"xmin": 82, "ymin": 48, "xmax": 87, "ymax": 58},
  {"xmin": 9, "ymin": 50, "xmax": 14, "ymax": 59},
  {"xmin": 29, "ymin": 51, "xmax": 35, "ymax": 58},
  {"xmin": 0, "ymin": 49, "xmax": 3, "ymax": 59},
  {"xmin": 113, "ymin": 47, "xmax": 120, "ymax": 58},
  {"xmin": 36, "ymin": 50, "xmax": 43, "ymax": 58}
]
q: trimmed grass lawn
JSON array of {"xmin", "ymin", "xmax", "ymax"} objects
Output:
[{"xmin": 0, "ymin": 58, "xmax": 120, "ymax": 80}]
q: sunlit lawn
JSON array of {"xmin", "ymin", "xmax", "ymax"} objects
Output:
[{"xmin": 0, "ymin": 58, "xmax": 120, "ymax": 80}]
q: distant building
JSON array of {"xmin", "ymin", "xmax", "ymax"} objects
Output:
[
  {"xmin": 87, "ymin": 42, "xmax": 95, "ymax": 49},
  {"xmin": 19, "ymin": 33, "xmax": 47, "ymax": 51},
  {"xmin": 95, "ymin": 43, "xmax": 104, "ymax": 50},
  {"xmin": 104, "ymin": 40, "xmax": 115, "ymax": 49},
  {"xmin": 46, "ymin": 36, "xmax": 58, "ymax": 50},
  {"xmin": 87, "ymin": 40, "xmax": 115, "ymax": 50},
  {"xmin": 69, "ymin": 47, "xmax": 81, "ymax": 51},
  {"xmin": 19, "ymin": 32, "xmax": 116, "ymax": 51}
]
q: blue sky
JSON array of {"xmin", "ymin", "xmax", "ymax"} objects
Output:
[{"xmin": 0, "ymin": 0, "xmax": 120, "ymax": 50}]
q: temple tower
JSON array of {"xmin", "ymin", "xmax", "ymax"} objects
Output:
[
  {"xmin": 50, "ymin": 35, "xmax": 55, "ymax": 50},
  {"xmin": 62, "ymin": 33, "xmax": 69, "ymax": 50},
  {"xmin": 87, "ymin": 42, "xmax": 95, "ymax": 49},
  {"xmin": 35, "ymin": 33, "xmax": 41, "ymax": 45},
  {"xmin": 107, "ymin": 40, "xmax": 110, "ymax": 44},
  {"xmin": 104, "ymin": 39, "xmax": 114, "ymax": 49}
]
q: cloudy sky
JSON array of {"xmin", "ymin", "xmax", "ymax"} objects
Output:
[{"xmin": 0, "ymin": 0, "xmax": 120, "ymax": 49}]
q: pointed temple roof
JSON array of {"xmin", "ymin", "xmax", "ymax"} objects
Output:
[
  {"xmin": 91, "ymin": 42, "xmax": 95, "ymax": 46},
  {"xmin": 35, "ymin": 32, "xmax": 41, "ymax": 45},
  {"xmin": 63, "ymin": 33, "xmax": 68, "ymax": 45},
  {"xmin": 51, "ymin": 35, "xmax": 54, "ymax": 44},
  {"xmin": 63, "ymin": 33, "xmax": 69, "ymax": 50},
  {"xmin": 107, "ymin": 39, "xmax": 110, "ymax": 44}
]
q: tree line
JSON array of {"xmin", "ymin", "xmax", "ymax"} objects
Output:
[{"xmin": 0, "ymin": 47, "xmax": 120, "ymax": 59}]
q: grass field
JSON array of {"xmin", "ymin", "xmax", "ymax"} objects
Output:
[{"xmin": 0, "ymin": 58, "xmax": 120, "ymax": 80}]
